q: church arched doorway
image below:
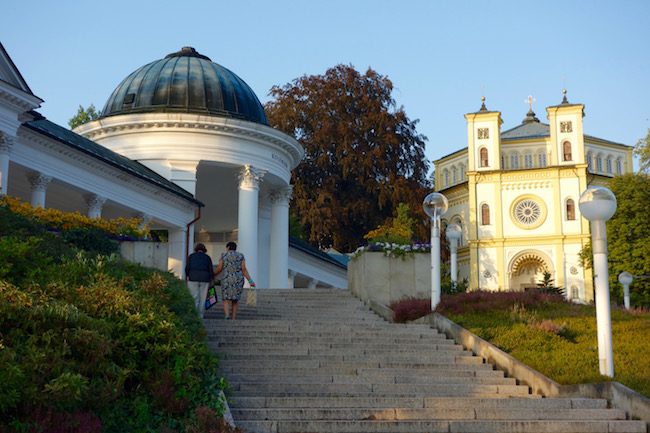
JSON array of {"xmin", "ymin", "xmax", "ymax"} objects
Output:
[{"xmin": 508, "ymin": 250, "xmax": 554, "ymax": 291}]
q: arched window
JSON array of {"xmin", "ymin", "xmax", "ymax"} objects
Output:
[
  {"xmin": 481, "ymin": 204, "xmax": 490, "ymax": 225},
  {"xmin": 571, "ymin": 286, "xmax": 579, "ymax": 300},
  {"xmin": 596, "ymin": 154, "xmax": 603, "ymax": 172},
  {"xmin": 606, "ymin": 157, "xmax": 613, "ymax": 174},
  {"xmin": 563, "ymin": 141, "xmax": 572, "ymax": 161},
  {"xmin": 452, "ymin": 217, "xmax": 464, "ymax": 246},
  {"xmin": 480, "ymin": 148, "xmax": 489, "ymax": 167},
  {"xmin": 538, "ymin": 153, "xmax": 547, "ymax": 168},
  {"xmin": 524, "ymin": 153, "xmax": 533, "ymax": 168},
  {"xmin": 451, "ymin": 166, "xmax": 457, "ymax": 183},
  {"xmin": 587, "ymin": 152, "xmax": 593, "ymax": 170},
  {"xmin": 616, "ymin": 158, "xmax": 623, "ymax": 174},
  {"xmin": 443, "ymin": 169, "xmax": 449, "ymax": 187},
  {"xmin": 501, "ymin": 154, "xmax": 506, "ymax": 169},
  {"xmin": 510, "ymin": 153, "xmax": 520, "ymax": 169},
  {"xmin": 566, "ymin": 198, "xmax": 575, "ymax": 221},
  {"xmin": 459, "ymin": 164, "xmax": 465, "ymax": 181}
]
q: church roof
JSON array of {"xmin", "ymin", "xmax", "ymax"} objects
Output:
[
  {"xmin": 23, "ymin": 112, "xmax": 202, "ymax": 205},
  {"xmin": 0, "ymin": 42, "xmax": 38, "ymax": 97},
  {"xmin": 100, "ymin": 47, "xmax": 267, "ymax": 125},
  {"xmin": 501, "ymin": 121, "xmax": 550, "ymax": 141}
]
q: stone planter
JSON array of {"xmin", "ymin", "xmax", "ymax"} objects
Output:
[
  {"xmin": 120, "ymin": 241, "xmax": 168, "ymax": 271},
  {"xmin": 348, "ymin": 252, "xmax": 431, "ymax": 307}
]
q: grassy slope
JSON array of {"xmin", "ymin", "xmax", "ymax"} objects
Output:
[{"xmin": 442, "ymin": 299, "xmax": 650, "ymax": 397}]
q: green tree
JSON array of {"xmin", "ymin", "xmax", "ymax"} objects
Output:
[
  {"xmin": 606, "ymin": 173, "xmax": 650, "ymax": 306},
  {"xmin": 536, "ymin": 271, "xmax": 565, "ymax": 297},
  {"xmin": 581, "ymin": 174, "xmax": 650, "ymax": 306},
  {"xmin": 266, "ymin": 65, "xmax": 431, "ymax": 251},
  {"xmin": 68, "ymin": 104, "xmax": 101, "ymax": 129},
  {"xmin": 364, "ymin": 202, "xmax": 415, "ymax": 244},
  {"xmin": 634, "ymin": 128, "xmax": 650, "ymax": 173}
]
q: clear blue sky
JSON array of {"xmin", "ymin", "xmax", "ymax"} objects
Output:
[{"xmin": 3, "ymin": 0, "xmax": 649, "ymax": 168}]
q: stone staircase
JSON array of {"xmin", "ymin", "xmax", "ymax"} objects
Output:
[{"xmin": 204, "ymin": 289, "xmax": 645, "ymax": 433}]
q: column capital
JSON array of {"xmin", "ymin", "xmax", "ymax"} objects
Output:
[
  {"xmin": 28, "ymin": 172, "xmax": 52, "ymax": 192},
  {"xmin": 85, "ymin": 193, "xmax": 107, "ymax": 208},
  {"xmin": 269, "ymin": 185, "xmax": 293, "ymax": 205},
  {"xmin": 0, "ymin": 131, "xmax": 15, "ymax": 153},
  {"xmin": 238, "ymin": 164, "xmax": 265, "ymax": 190}
]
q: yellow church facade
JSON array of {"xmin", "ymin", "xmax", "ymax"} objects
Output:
[{"xmin": 434, "ymin": 93, "xmax": 633, "ymax": 302}]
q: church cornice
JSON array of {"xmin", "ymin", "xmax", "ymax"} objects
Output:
[{"xmin": 0, "ymin": 81, "xmax": 42, "ymax": 112}]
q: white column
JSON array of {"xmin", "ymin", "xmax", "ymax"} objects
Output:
[
  {"xmin": 28, "ymin": 172, "xmax": 52, "ymax": 208},
  {"xmin": 257, "ymin": 200, "xmax": 271, "ymax": 289},
  {"xmin": 238, "ymin": 165, "xmax": 264, "ymax": 283},
  {"xmin": 288, "ymin": 270, "xmax": 297, "ymax": 289},
  {"xmin": 591, "ymin": 219, "xmax": 614, "ymax": 377},
  {"xmin": 431, "ymin": 217, "xmax": 442, "ymax": 308},
  {"xmin": 269, "ymin": 186, "xmax": 292, "ymax": 288},
  {"xmin": 169, "ymin": 160, "xmax": 199, "ymax": 195},
  {"xmin": 0, "ymin": 132, "xmax": 13, "ymax": 195},
  {"xmin": 85, "ymin": 194, "xmax": 106, "ymax": 218},
  {"xmin": 168, "ymin": 228, "xmax": 187, "ymax": 278}
]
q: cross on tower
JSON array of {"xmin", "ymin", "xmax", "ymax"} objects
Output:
[{"xmin": 525, "ymin": 95, "xmax": 536, "ymax": 112}]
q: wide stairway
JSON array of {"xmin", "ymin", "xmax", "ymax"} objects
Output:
[{"xmin": 204, "ymin": 289, "xmax": 645, "ymax": 433}]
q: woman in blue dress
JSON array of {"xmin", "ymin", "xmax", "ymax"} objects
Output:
[{"xmin": 215, "ymin": 241, "xmax": 255, "ymax": 320}]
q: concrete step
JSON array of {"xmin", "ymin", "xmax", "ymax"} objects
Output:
[
  {"xmin": 228, "ymin": 396, "xmax": 605, "ymax": 410},
  {"xmin": 219, "ymin": 366, "xmax": 504, "ymax": 378},
  {"xmin": 219, "ymin": 359, "xmax": 493, "ymax": 371},
  {"xmin": 232, "ymin": 382, "xmax": 530, "ymax": 397},
  {"xmin": 213, "ymin": 343, "xmax": 465, "ymax": 354},
  {"xmin": 226, "ymin": 373, "xmax": 516, "ymax": 386},
  {"xmin": 235, "ymin": 419, "xmax": 646, "ymax": 433},
  {"xmin": 232, "ymin": 407, "xmax": 627, "ymax": 421}
]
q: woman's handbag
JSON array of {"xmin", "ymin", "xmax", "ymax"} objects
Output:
[
  {"xmin": 205, "ymin": 285, "xmax": 218, "ymax": 310},
  {"xmin": 245, "ymin": 288, "xmax": 257, "ymax": 307}
]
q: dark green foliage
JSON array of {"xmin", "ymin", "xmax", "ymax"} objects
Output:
[
  {"xmin": 536, "ymin": 271, "xmax": 565, "ymax": 297},
  {"xmin": 0, "ymin": 207, "xmax": 226, "ymax": 432},
  {"xmin": 61, "ymin": 227, "xmax": 119, "ymax": 255}
]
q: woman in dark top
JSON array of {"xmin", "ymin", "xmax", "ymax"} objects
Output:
[
  {"xmin": 185, "ymin": 243, "xmax": 214, "ymax": 318},
  {"xmin": 215, "ymin": 241, "xmax": 254, "ymax": 320}
]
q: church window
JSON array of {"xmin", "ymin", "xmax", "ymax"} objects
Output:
[
  {"xmin": 524, "ymin": 154, "xmax": 533, "ymax": 168},
  {"xmin": 480, "ymin": 148, "xmax": 489, "ymax": 167},
  {"xmin": 570, "ymin": 286, "xmax": 579, "ymax": 300},
  {"xmin": 481, "ymin": 204, "xmax": 490, "ymax": 225},
  {"xmin": 616, "ymin": 158, "xmax": 623, "ymax": 174},
  {"xmin": 459, "ymin": 164, "xmax": 465, "ymax": 180},
  {"xmin": 596, "ymin": 155, "xmax": 603, "ymax": 172},
  {"xmin": 501, "ymin": 154, "xmax": 507, "ymax": 168},
  {"xmin": 587, "ymin": 152, "xmax": 593, "ymax": 170},
  {"xmin": 452, "ymin": 167, "xmax": 457, "ymax": 183},
  {"xmin": 566, "ymin": 199, "xmax": 576, "ymax": 221},
  {"xmin": 514, "ymin": 198, "xmax": 542, "ymax": 226},
  {"xmin": 606, "ymin": 157, "xmax": 613, "ymax": 174},
  {"xmin": 563, "ymin": 141, "xmax": 572, "ymax": 161},
  {"xmin": 510, "ymin": 153, "xmax": 520, "ymax": 169},
  {"xmin": 443, "ymin": 169, "xmax": 449, "ymax": 187},
  {"xmin": 478, "ymin": 128, "xmax": 489, "ymax": 139},
  {"xmin": 560, "ymin": 121, "xmax": 573, "ymax": 133},
  {"xmin": 538, "ymin": 153, "xmax": 547, "ymax": 168}
]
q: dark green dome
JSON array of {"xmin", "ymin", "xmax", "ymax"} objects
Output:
[{"xmin": 101, "ymin": 47, "xmax": 267, "ymax": 124}]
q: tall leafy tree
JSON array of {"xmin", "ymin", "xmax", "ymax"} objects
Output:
[
  {"xmin": 634, "ymin": 128, "xmax": 650, "ymax": 173},
  {"xmin": 266, "ymin": 65, "xmax": 431, "ymax": 251},
  {"xmin": 581, "ymin": 174, "xmax": 650, "ymax": 306},
  {"xmin": 68, "ymin": 104, "xmax": 100, "ymax": 129}
]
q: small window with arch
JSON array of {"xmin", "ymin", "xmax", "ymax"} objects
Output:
[
  {"xmin": 563, "ymin": 141, "xmax": 572, "ymax": 161},
  {"xmin": 481, "ymin": 203, "xmax": 490, "ymax": 225},
  {"xmin": 480, "ymin": 147, "xmax": 489, "ymax": 167},
  {"xmin": 566, "ymin": 198, "xmax": 576, "ymax": 221}
]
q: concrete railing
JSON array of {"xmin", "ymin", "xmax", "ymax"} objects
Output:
[
  {"xmin": 348, "ymin": 252, "xmax": 431, "ymax": 306},
  {"xmin": 120, "ymin": 241, "xmax": 168, "ymax": 271}
]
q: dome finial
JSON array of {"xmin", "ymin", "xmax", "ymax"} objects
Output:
[
  {"xmin": 561, "ymin": 88, "xmax": 569, "ymax": 104},
  {"xmin": 479, "ymin": 96, "xmax": 487, "ymax": 112}
]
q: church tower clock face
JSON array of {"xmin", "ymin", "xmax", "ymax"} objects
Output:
[{"xmin": 511, "ymin": 196, "xmax": 547, "ymax": 229}]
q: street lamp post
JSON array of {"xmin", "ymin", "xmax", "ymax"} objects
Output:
[
  {"xmin": 618, "ymin": 271, "xmax": 634, "ymax": 310},
  {"xmin": 578, "ymin": 186, "xmax": 617, "ymax": 378},
  {"xmin": 446, "ymin": 223, "xmax": 462, "ymax": 287},
  {"xmin": 423, "ymin": 192, "xmax": 448, "ymax": 310}
]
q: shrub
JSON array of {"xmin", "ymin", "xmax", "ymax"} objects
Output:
[{"xmin": 390, "ymin": 297, "xmax": 431, "ymax": 323}]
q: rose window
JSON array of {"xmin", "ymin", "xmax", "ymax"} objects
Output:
[{"xmin": 514, "ymin": 199, "xmax": 542, "ymax": 226}]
